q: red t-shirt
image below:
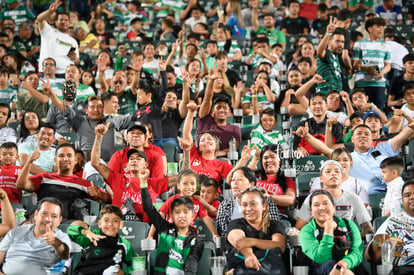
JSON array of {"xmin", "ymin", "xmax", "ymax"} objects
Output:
[
  {"xmin": 209, "ymin": 200, "xmax": 220, "ymax": 221},
  {"xmin": 299, "ymin": 3, "xmax": 318, "ymax": 21},
  {"xmin": 0, "ymin": 165, "xmax": 22, "ymax": 203},
  {"xmin": 256, "ymin": 175, "xmax": 296, "ymax": 211},
  {"xmin": 159, "ymin": 194, "xmax": 208, "ymax": 224},
  {"xmin": 107, "ymin": 170, "xmax": 168, "ymax": 223},
  {"xmin": 108, "ymin": 146, "xmax": 164, "ymax": 179},
  {"xmin": 190, "ymin": 145, "xmax": 233, "ymax": 183}
]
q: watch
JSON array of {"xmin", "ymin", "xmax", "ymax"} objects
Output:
[{"xmin": 335, "ymin": 264, "xmax": 344, "ymax": 272}]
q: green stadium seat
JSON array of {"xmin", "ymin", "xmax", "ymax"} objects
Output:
[{"xmin": 294, "ymin": 155, "xmax": 327, "ymax": 173}]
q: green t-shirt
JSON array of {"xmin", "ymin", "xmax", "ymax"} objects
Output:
[
  {"xmin": 0, "ymin": 6, "xmax": 35, "ymax": 26},
  {"xmin": 348, "ymin": 0, "xmax": 374, "ymax": 7},
  {"xmin": 256, "ymin": 27, "xmax": 286, "ymax": 46},
  {"xmin": 166, "ymin": 234, "xmax": 187, "ymax": 273}
]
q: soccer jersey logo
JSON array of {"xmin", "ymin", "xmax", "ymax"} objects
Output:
[{"xmin": 192, "ymin": 159, "xmax": 201, "ymax": 166}]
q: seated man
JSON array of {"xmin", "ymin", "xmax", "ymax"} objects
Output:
[
  {"xmin": 366, "ymin": 180, "xmax": 414, "ymax": 275},
  {"xmin": 197, "ymin": 79, "xmax": 241, "ymax": 157},
  {"xmin": 293, "ymin": 93, "xmax": 343, "ymax": 156},
  {"xmin": 16, "ymin": 144, "xmax": 109, "ymax": 220},
  {"xmin": 18, "ymin": 123, "xmax": 56, "ymax": 174},
  {"xmin": 296, "ymin": 160, "xmax": 374, "ymax": 237},
  {"xmin": 0, "ymin": 197, "xmax": 71, "ymax": 274}
]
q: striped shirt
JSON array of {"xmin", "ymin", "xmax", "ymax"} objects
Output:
[
  {"xmin": 0, "ymin": 87, "xmax": 16, "ymax": 104},
  {"xmin": 250, "ymin": 123, "xmax": 285, "ymax": 150},
  {"xmin": 0, "ymin": 6, "xmax": 35, "ymax": 28},
  {"xmin": 217, "ymin": 40, "xmax": 241, "ymax": 59},
  {"xmin": 352, "ymin": 39, "xmax": 391, "ymax": 87},
  {"xmin": 316, "ymin": 49, "xmax": 342, "ymax": 94},
  {"xmin": 242, "ymin": 90, "xmax": 277, "ymax": 111}
]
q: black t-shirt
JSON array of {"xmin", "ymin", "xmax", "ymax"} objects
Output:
[
  {"xmin": 161, "ymin": 108, "xmax": 184, "ymax": 138},
  {"xmin": 226, "ymin": 218, "xmax": 286, "ymax": 268},
  {"xmin": 226, "ymin": 69, "xmax": 241, "ymax": 87},
  {"xmin": 312, "ymin": 19, "xmax": 329, "ymax": 34},
  {"xmin": 390, "ymin": 75, "xmax": 414, "ymax": 102},
  {"xmin": 280, "ymin": 16, "xmax": 310, "ymax": 35}
]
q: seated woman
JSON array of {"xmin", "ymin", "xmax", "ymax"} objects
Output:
[
  {"xmin": 227, "ymin": 187, "xmax": 287, "ymax": 274},
  {"xmin": 249, "ymin": 144, "xmax": 296, "ymax": 216},
  {"xmin": 216, "ymin": 167, "xmax": 280, "ymax": 237},
  {"xmin": 276, "ymin": 68, "xmax": 307, "ymax": 115},
  {"xmin": 310, "ymin": 148, "xmax": 369, "ymax": 205},
  {"xmin": 300, "ymin": 189, "xmax": 363, "ymax": 275}
]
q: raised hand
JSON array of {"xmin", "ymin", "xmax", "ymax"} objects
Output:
[
  {"xmin": 95, "ymin": 122, "xmax": 110, "ymax": 137},
  {"xmin": 326, "ymin": 115, "xmax": 339, "ymax": 127},
  {"xmin": 96, "ymin": 55, "xmax": 107, "ymax": 72},
  {"xmin": 40, "ymin": 77, "xmax": 52, "ymax": 96},
  {"xmin": 158, "ymin": 57, "xmax": 167, "ymax": 71},
  {"xmin": 49, "ymin": 0, "xmax": 62, "ymax": 12},
  {"xmin": 187, "ymin": 102, "xmax": 199, "ymax": 112},
  {"xmin": 326, "ymin": 16, "xmax": 338, "ymax": 34},
  {"xmin": 29, "ymin": 150, "xmax": 41, "ymax": 163},
  {"xmin": 295, "ymin": 122, "xmax": 310, "ymax": 138},
  {"xmin": 234, "ymin": 81, "xmax": 244, "ymax": 94},
  {"xmin": 339, "ymin": 91, "xmax": 349, "ymax": 102},
  {"xmin": 84, "ymin": 229, "xmax": 106, "ymax": 246},
  {"xmin": 138, "ymin": 168, "xmax": 150, "ymax": 182},
  {"xmin": 177, "ymin": 136, "xmax": 192, "ymax": 152},
  {"xmin": 311, "ymin": 74, "xmax": 325, "ymax": 84}
]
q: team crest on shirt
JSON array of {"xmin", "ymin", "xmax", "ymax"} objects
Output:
[{"xmin": 192, "ymin": 159, "xmax": 201, "ymax": 166}]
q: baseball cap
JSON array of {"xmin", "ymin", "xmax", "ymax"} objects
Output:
[
  {"xmin": 5, "ymin": 0, "xmax": 17, "ymax": 3},
  {"xmin": 365, "ymin": 10, "xmax": 376, "ymax": 17},
  {"xmin": 127, "ymin": 121, "xmax": 147, "ymax": 134},
  {"xmin": 126, "ymin": 148, "xmax": 147, "ymax": 161},
  {"xmin": 363, "ymin": 110, "xmax": 381, "ymax": 121}
]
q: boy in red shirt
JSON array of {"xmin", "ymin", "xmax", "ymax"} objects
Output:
[
  {"xmin": 0, "ymin": 142, "xmax": 22, "ymax": 204},
  {"xmin": 195, "ymin": 176, "xmax": 220, "ymax": 220}
]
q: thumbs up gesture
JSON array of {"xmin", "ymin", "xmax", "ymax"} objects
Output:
[
  {"xmin": 95, "ymin": 122, "xmax": 110, "ymax": 137},
  {"xmin": 43, "ymin": 223, "xmax": 57, "ymax": 246},
  {"xmin": 87, "ymin": 181, "xmax": 100, "ymax": 198}
]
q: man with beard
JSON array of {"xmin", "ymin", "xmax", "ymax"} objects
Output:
[
  {"xmin": 45, "ymin": 80, "xmax": 84, "ymax": 133},
  {"xmin": 316, "ymin": 16, "xmax": 345, "ymax": 94},
  {"xmin": 18, "ymin": 123, "xmax": 56, "ymax": 174},
  {"xmin": 17, "ymin": 144, "xmax": 109, "ymax": 220}
]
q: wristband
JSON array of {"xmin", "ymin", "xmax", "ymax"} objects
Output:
[
  {"xmin": 326, "ymin": 32, "xmax": 333, "ymax": 36},
  {"xmin": 370, "ymin": 103, "xmax": 375, "ymax": 110},
  {"xmin": 252, "ymin": 94, "xmax": 257, "ymax": 98},
  {"xmin": 140, "ymin": 182, "xmax": 148, "ymax": 188},
  {"xmin": 372, "ymin": 239, "xmax": 379, "ymax": 246},
  {"xmin": 326, "ymin": 127, "xmax": 332, "ymax": 130}
]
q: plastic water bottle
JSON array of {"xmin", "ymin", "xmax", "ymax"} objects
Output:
[{"xmin": 228, "ymin": 137, "xmax": 238, "ymax": 165}]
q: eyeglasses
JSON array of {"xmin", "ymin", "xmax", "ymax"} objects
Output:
[{"xmin": 114, "ymin": 81, "xmax": 123, "ymax": 85}]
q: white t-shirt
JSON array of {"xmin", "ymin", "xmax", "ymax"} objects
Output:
[
  {"xmin": 382, "ymin": 177, "xmax": 404, "ymax": 216},
  {"xmin": 143, "ymin": 59, "xmax": 160, "ymax": 79},
  {"xmin": 401, "ymin": 104, "xmax": 414, "ymax": 127},
  {"xmin": 310, "ymin": 176, "xmax": 369, "ymax": 204},
  {"xmin": 38, "ymin": 23, "xmax": 79, "ymax": 74}
]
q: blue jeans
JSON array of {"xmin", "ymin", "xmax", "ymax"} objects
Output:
[
  {"xmin": 153, "ymin": 138, "xmax": 182, "ymax": 153},
  {"xmin": 315, "ymin": 260, "xmax": 336, "ymax": 275}
]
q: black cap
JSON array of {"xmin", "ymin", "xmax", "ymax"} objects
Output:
[
  {"xmin": 126, "ymin": 148, "xmax": 147, "ymax": 161},
  {"xmin": 127, "ymin": 121, "xmax": 147, "ymax": 134}
]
